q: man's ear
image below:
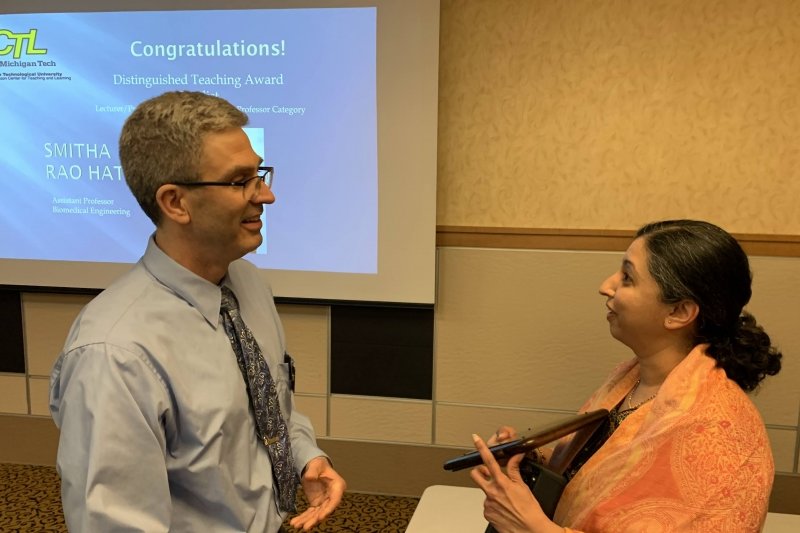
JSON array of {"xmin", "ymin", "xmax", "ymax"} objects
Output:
[
  {"xmin": 155, "ymin": 184, "xmax": 191, "ymax": 225},
  {"xmin": 666, "ymin": 299, "xmax": 699, "ymax": 330}
]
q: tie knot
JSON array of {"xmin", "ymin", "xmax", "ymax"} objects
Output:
[{"xmin": 220, "ymin": 286, "xmax": 240, "ymax": 313}]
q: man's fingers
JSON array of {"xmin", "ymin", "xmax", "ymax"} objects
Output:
[
  {"xmin": 315, "ymin": 497, "xmax": 338, "ymax": 522},
  {"xmin": 291, "ymin": 492, "xmax": 340, "ymax": 530},
  {"xmin": 289, "ymin": 506, "xmax": 323, "ymax": 531}
]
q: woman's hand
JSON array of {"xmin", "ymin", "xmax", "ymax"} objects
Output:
[
  {"xmin": 470, "ymin": 433, "xmax": 563, "ymax": 533},
  {"xmin": 487, "ymin": 425, "xmax": 519, "ymax": 446}
]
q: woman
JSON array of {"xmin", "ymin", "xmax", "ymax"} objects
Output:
[{"xmin": 471, "ymin": 220, "xmax": 782, "ymax": 532}]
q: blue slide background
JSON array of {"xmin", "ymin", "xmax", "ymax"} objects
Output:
[{"xmin": 0, "ymin": 8, "xmax": 377, "ymax": 273}]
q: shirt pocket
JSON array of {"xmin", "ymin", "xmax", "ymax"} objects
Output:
[{"xmin": 274, "ymin": 362, "xmax": 295, "ymax": 422}]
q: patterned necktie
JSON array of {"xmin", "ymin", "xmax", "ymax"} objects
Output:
[{"xmin": 219, "ymin": 286, "xmax": 298, "ymax": 512}]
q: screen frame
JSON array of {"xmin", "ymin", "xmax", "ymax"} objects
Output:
[{"xmin": 0, "ymin": 0, "xmax": 439, "ymax": 305}]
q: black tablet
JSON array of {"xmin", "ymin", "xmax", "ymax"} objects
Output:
[{"xmin": 443, "ymin": 409, "xmax": 609, "ymax": 472}]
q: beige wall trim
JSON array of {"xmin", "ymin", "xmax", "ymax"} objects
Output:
[
  {"xmin": 437, "ymin": 226, "xmax": 800, "ymax": 257},
  {"xmin": 771, "ymin": 473, "xmax": 800, "ymax": 515},
  {"xmin": 1, "ymin": 421, "xmax": 797, "ymax": 514},
  {"xmin": 0, "ymin": 415, "xmax": 58, "ymax": 466},
  {"xmin": 316, "ymin": 438, "xmax": 800, "ymax": 513},
  {"xmin": 316, "ymin": 438, "xmax": 473, "ymax": 497}
]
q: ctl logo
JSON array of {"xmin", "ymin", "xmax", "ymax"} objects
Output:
[{"xmin": 0, "ymin": 29, "xmax": 48, "ymax": 59}]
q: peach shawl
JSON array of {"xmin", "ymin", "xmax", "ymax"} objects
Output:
[{"xmin": 552, "ymin": 346, "xmax": 773, "ymax": 532}]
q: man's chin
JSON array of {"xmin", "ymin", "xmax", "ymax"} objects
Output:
[{"xmin": 241, "ymin": 235, "xmax": 264, "ymax": 256}]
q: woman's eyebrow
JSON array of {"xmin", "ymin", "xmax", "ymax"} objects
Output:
[{"xmin": 622, "ymin": 258, "xmax": 637, "ymax": 274}]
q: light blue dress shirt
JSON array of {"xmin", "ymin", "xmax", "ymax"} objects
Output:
[{"xmin": 50, "ymin": 236, "xmax": 325, "ymax": 532}]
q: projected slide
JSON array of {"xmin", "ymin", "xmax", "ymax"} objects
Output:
[{"xmin": 0, "ymin": 8, "xmax": 377, "ymax": 274}]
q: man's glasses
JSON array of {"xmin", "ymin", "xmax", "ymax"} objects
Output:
[{"xmin": 171, "ymin": 166, "xmax": 274, "ymax": 199}]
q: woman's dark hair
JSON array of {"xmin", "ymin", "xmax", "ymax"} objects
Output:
[{"xmin": 635, "ymin": 220, "xmax": 781, "ymax": 392}]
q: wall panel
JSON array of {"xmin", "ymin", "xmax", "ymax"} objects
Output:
[{"xmin": 438, "ymin": 0, "xmax": 800, "ymax": 234}]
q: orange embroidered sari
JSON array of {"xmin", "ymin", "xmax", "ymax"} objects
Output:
[{"xmin": 552, "ymin": 346, "xmax": 773, "ymax": 532}]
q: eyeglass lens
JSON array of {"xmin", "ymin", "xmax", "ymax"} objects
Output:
[{"xmin": 244, "ymin": 170, "xmax": 273, "ymax": 198}]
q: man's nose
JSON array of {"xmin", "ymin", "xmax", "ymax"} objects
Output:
[{"xmin": 253, "ymin": 183, "xmax": 275, "ymax": 205}]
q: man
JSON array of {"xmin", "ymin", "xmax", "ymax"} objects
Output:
[{"xmin": 49, "ymin": 91, "xmax": 345, "ymax": 532}]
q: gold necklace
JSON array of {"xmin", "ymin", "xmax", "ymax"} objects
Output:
[{"xmin": 627, "ymin": 379, "xmax": 657, "ymax": 410}]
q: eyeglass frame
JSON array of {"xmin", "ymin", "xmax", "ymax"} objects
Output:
[{"xmin": 169, "ymin": 166, "xmax": 274, "ymax": 195}]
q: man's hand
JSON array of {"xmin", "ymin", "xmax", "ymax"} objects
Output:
[{"xmin": 289, "ymin": 456, "xmax": 346, "ymax": 531}]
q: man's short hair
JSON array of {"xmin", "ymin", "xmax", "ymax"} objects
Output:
[{"xmin": 119, "ymin": 91, "xmax": 248, "ymax": 225}]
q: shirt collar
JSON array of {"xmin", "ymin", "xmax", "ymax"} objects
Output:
[{"xmin": 141, "ymin": 234, "xmax": 227, "ymax": 328}]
